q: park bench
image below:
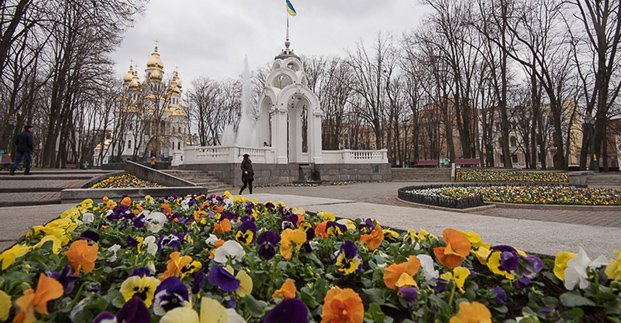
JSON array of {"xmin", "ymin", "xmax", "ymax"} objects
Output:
[
  {"xmin": 454, "ymin": 158, "xmax": 480, "ymax": 167},
  {"xmin": 65, "ymin": 163, "xmax": 77, "ymax": 169},
  {"xmin": 414, "ymin": 159, "xmax": 438, "ymax": 168},
  {"xmin": 0, "ymin": 154, "xmax": 11, "ymax": 170}
]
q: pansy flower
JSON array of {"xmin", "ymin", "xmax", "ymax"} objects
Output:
[
  {"xmin": 257, "ymin": 231, "xmax": 281, "ymax": 261},
  {"xmin": 207, "ymin": 265, "xmax": 240, "ymax": 292},
  {"xmin": 214, "ymin": 218, "xmax": 232, "ymax": 235},
  {"xmin": 334, "ymin": 241, "xmax": 363, "ymax": 275},
  {"xmin": 449, "ymin": 301, "xmax": 491, "ymax": 323},
  {"xmin": 192, "ymin": 269, "xmax": 206, "ymax": 294},
  {"xmin": 0, "ymin": 243, "xmax": 31, "ymax": 270},
  {"xmin": 360, "ymin": 223, "xmax": 384, "ymax": 250},
  {"xmin": 158, "ymin": 232, "xmax": 185, "ymax": 250},
  {"xmin": 159, "ymin": 297, "xmax": 246, "ymax": 323},
  {"xmin": 384, "ymin": 255, "xmax": 421, "ymax": 289},
  {"xmin": 440, "ymin": 266, "xmax": 471, "ymax": 293},
  {"xmin": 65, "ymin": 239, "xmax": 98, "ymax": 274},
  {"xmin": 213, "ymin": 240, "xmax": 246, "ymax": 264},
  {"xmin": 120, "ymin": 275, "xmax": 160, "ymax": 307},
  {"xmin": 94, "ymin": 297, "xmax": 151, "ymax": 323},
  {"xmin": 562, "ymin": 247, "xmax": 607, "ymax": 290},
  {"xmin": 433, "ymin": 228, "xmax": 471, "ymax": 269},
  {"xmin": 46, "ymin": 264, "xmax": 79, "ymax": 295},
  {"xmin": 235, "ymin": 219, "xmax": 257, "ymax": 245},
  {"xmin": 160, "ymin": 252, "xmax": 201, "ymax": 280},
  {"xmin": 490, "ymin": 286, "xmax": 507, "ymax": 305},
  {"xmin": 398, "ymin": 287, "xmax": 418, "ymax": 307},
  {"xmin": 272, "ymin": 278, "xmax": 297, "ymax": 300},
  {"xmin": 418, "ymin": 254, "xmax": 439, "ymax": 282},
  {"xmin": 0, "ymin": 290, "xmax": 9, "ymax": 322},
  {"xmin": 153, "ymin": 277, "xmax": 190, "ymax": 316},
  {"xmin": 605, "ymin": 250, "xmax": 621, "ymax": 281},
  {"xmin": 326, "ymin": 221, "xmax": 347, "ymax": 236},
  {"xmin": 263, "ymin": 298, "xmax": 309, "ymax": 323},
  {"xmin": 14, "ymin": 273, "xmax": 64, "ymax": 323},
  {"xmin": 280, "ymin": 229, "xmax": 307, "ymax": 261},
  {"xmin": 144, "ymin": 211, "xmax": 167, "ymax": 233},
  {"xmin": 321, "ymin": 287, "xmax": 364, "ymax": 323}
]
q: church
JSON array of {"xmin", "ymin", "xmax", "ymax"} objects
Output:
[{"xmin": 97, "ymin": 45, "xmax": 189, "ymax": 166}]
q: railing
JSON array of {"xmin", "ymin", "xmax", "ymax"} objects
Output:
[{"xmin": 183, "ymin": 146, "xmax": 388, "ymax": 164}]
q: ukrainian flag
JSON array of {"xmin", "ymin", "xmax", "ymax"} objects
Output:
[{"xmin": 286, "ymin": 0, "xmax": 297, "ymax": 16}]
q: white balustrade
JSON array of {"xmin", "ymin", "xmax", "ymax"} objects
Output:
[{"xmin": 183, "ymin": 146, "xmax": 388, "ymax": 165}]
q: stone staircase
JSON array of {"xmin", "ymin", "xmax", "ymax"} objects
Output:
[
  {"xmin": 586, "ymin": 173, "xmax": 621, "ymax": 187},
  {"xmin": 391, "ymin": 168, "xmax": 452, "ymax": 182},
  {"xmin": 161, "ymin": 170, "xmax": 232, "ymax": 193}
]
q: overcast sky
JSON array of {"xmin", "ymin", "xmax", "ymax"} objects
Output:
[{"xmin": 110, "ymin": 0, "xmax": 431, "ymax": 86}]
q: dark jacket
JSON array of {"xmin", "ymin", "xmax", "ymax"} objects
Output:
[
  {"xmin": 241, "ymin": 159, "xmax": 254, "ymax": 181},
  {"xmin": 15, "ymin": 131, "xmax": 33, "ymax": 153}
]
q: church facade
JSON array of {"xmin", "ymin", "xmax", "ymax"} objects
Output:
[{"xmin": 97, "ymin": 46, "xmax": 189, "ymax": 166}]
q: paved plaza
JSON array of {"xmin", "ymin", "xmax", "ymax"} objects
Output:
[{"xmin": 0, "ymin": 180, "xmax": 619, "ymax": 257}]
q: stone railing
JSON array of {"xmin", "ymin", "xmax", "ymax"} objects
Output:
[{"xmin": 183, "ymin": 146, "xmax": 388, "ymax": 164}]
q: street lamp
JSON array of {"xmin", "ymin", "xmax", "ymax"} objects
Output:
[{"xmin": 584, "ymin": 116, "xmax": 599, "ymax": 172}]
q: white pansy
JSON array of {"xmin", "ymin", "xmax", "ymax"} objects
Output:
[
  {"xmin": 181, "ymin": 198, "xmax": 191, "ymax": 210},
  {"xmin": 81, "ymin": 212, "xmax": 94, "ymax": 224},
  {"xmin": 213, "ymin": 240, "xmax": 245, "ymax": 264},
  {"xmin": 107, "ymin": 244, "xmax": 121, "ymax": 262},
  {"xmin": 147, "ymin": 261, "xmax": 156, "ymax": 274},
  {"xmin": 564, "ymin": 247, "xmax": 608, "ymax": 290},
  {"xmin": 418, "ymin": 254, "xmax": 439, "ymax": 282},
  {"xmin": 205, "ymin": 234, "xmax": 219, "ymax": 246},
  {"xmin": 143, "ymin": 236, "xmax": 158, "ymax": 256},
  {"xmin": 144, "ymin": 211, "xmax": 167, "ymax": 233},
  {"xmin": 226, "ymin": 308, "xmax": 247, "ymax": 323}
]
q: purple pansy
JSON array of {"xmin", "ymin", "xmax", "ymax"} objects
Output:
[
  {"xmin": 208, "ymin": 265, "xmax": 240, "ymax": 292},
  {"xmin": 262, "ymin": 298, "xmax": 309, "ymax": 323},
  {"xmin": 257, "ymin": 231, "xmax": 281, "ymax": 261},
  {"xmin": 490, "ymin": 286, "xmax": 507, "ymax": 305},
  {"xmin": 158, "ymin": 232, "xmax": 185, "ymax": 250},
  {"xmin": 192, "ymin": 269, "xmax": 206, "ymax": 294},
  {"xmin": 153, "ymin": 277, "xmax": 190, "ymax": 315},
  {"xmin": 79, "ymin": 230, "xmax": 100, "ymax": 243},
  {"xmin": 47, "ymin": 264, "xmax": 79, "ymax": 295},
  {"xmin": 398, "ymin": 287, "xmax": 418, "ymax": 305},
  {"xmin": 130, "ymin": 267, "xmax": 152, "ymax": 277},
  {"xmin": 94, "ymin": 297, "xmax": 151, "ymax": 323}
]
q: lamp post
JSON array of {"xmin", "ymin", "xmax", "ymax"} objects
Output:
[{"xmin": 584, "ymin": 116, "xmax": 599, "ymax": 172}]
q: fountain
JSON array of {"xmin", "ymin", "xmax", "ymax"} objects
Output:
[{"xmin": 223, "ymin": 57, "xmax": 257, "ymax": 147}]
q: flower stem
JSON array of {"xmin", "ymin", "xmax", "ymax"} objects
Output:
[{"xmin": 448, "ymin": 282, "xmax": 456, "ymax": 310}]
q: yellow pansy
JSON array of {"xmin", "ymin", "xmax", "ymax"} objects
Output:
[
  {"xmin": 317, "ymin": 211, "xmax": 335, "ymax": 221},
  {"xmin": 487, "ymin": 252, "xmax": 514, "ymax": 280},
  {"xmin": 450, "ymin": 301, "xmax": 492, "ymax": 323},
  {"xmin": 33, "ymin": 235, "xmax": 64, "ymax": 254},
  {"xmin": 553, "ymin": 251, "xmax": 577, "ymax": 281},
  {"xmin": 0, "ymin": 243, "xmax": 31, "ymax": 270},
  {"xmin": 605, "ymin": 250, "xmax": 621, "ymax": 281},
  {"xmin": 119, "ymin": 275, "xmax": 160, "ymax": 307},
  {"xmin": 459, "ymin": 231, "xmax": 490, "ymax": 250},
  {"xmin": 235, "ymin": 270, "xmax": 253, "ymax": 297},
  {"xmin": 280, "ymin": 228, "xmax": 306, "ymax": 261},
  {"xmin": 383, "ymin": 228, "xmax": 400, "ymax": 239},
  {"xmin": 60, "ymin": 207, "xmax": 81, "ymax": 220},
  {"xmin": 0, "ymin": 290, "xmax": 11, "ymax": 321},
  {"xmin": 440, "ymin": 266, "xmax": 471, "ymax": 293}
]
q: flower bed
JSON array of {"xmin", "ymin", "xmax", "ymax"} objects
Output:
[
  {"xmin": 0, "ymin": 194, "xmax": 620, "ymax": 322},
  {"xmin": 456, "ymin": 168, "xmax": 568, "ymax": 183},
  {"xmin": 90, "ymin": 173, "xmax": 163, "ymax": 188},
  {"xmin": 398, "ymin": 185, "xmax": 485, "ymax": 209}
]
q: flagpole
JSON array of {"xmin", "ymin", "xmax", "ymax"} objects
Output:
[{"xmin": 285, "ymin": 12, "xmax": 290, "ymax": 48}]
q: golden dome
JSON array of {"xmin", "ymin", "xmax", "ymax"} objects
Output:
[
  {"xmin": 149, "ymin": 69, "xmax": 163, "ymax": 81},
  {"xmin": 146, "ymin": 46, "xmax": 164, "ymax": 69},
  {"xmin": 129, "ymin": 72, "xmax": 140, "ymax": 90},
  {"xmin": 123, "ymin": 65, "xmax": 133, "ymax": 83}
]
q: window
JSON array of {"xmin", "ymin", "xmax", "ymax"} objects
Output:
[
  {"xmin": 172, "ymin": 142, "xmax": 175, "ymax": 150},
  {"xmin": 510, "ymin": 136, "xmax": 517, "ymax": 147},
  {"xmin": 512, "ymin": 154, "xmax": 518, "ymax": 163},
  {"xmin": 178, "ymin": 127, "xmax": 181, "ymax": 133},
  {"xmin": 128, "ymin": 140, "xmax": 132, "ymax": 149},
  {"xmin": 177, "ymin": 142, "xmax": 181, "ymax": 150}
]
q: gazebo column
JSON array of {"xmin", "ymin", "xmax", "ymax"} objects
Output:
[
  {"xmin": 271, "ymin": 107, "xmax": 288, "ymax": 164},
  {"xmin": 309, "ymin": 110, "xmax": 323, "ymax": 164}
]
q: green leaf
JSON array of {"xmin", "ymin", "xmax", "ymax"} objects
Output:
[
  {"xmin": 560, "ymin": 292, "xmax": 596, "ymax": 307},
  {"xmin": 242, "ymin": 294, "xmax": 268, "ymax": 317},
  {"xmin": 365, "ymin": 303, "xmax": 385, "ymax": 321},
  {"xmin": 300, "ymin": 287, "xmax": 319, "ymax": 308},
  {"xmin": 362, "ymin": 288, "xmax": 385, "ymax": 305}
]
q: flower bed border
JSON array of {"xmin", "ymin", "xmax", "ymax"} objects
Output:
[
  {"xmin": 454, "ymin": 168, "xmax": 569, "ymax": 183},
  {"xmin": 398, "ymin": 183, "xmax": 587, "ymax": 209}
]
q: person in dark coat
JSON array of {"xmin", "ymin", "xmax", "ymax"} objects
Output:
[
  {"xmin": 239, "ymin": 153, "xmax": 254, "ymax": 194},
  {"xmin": 10, "ymin": 125, "xmax": 34, "ymax": 175}
]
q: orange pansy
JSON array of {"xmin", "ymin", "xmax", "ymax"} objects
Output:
[
  {"xmin": 383, "ymin": 255, "xmax": 421, "ymax": 289},
  {"xmin": 120, "ymin": 196, "xmax": 131, "ymax": 207},
  {"xmin": 321, "ymin": 286, "xmax": 364, "ymax": 323},
  {"xmin": 295, "ymin": 214, "xmax": 305, "ymax": 227},
  {"xmin": 64, "ymin": 240, "xmax": 98, "ymax": 274},
  {"xmin": 209, "ymin": 239, "xmax": 225, "ymax": 259},
  {"xmin": 272, "ymin": 278, "xmax": 297, "ymax": 300},
  {"xmin": 159, "ymin": 251, "xmax": 193, "ymax": 280},
  {"xmin": 214, "ymin": 218, "xmax": 232, "ymax": 235},
  {"xmin": 360, "ymin": 224, "xmax": 384, "ymax": 251},
  {"xmin": 433, "ymin": 228, "xmax": 471, "ymax": 269},
  {"xmin": 213, "ymin": 205, "xmax": 224, "ymax": 213},
  {"xmin": 13, "ymin": 273, "xmax": 63, "ymax": 323},
  {"xmin": 161, "ymin": 203, "xmax": 172, "ymax": 216},
  {"xmin": 315, "ymin": 221, "xmax": 329, "ymax": 238},
  {"xmin": 449, "ymin": 301, "xmax": 492, "ymax": 323}
]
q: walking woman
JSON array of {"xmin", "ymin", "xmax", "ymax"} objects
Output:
[{"xmin": 239, "ymin": 153, "xmax": 254, "ymax": 194}]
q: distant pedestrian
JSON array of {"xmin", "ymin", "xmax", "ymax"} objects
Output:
[
  {"xmin": 150, "ymin": 156, "xmax": 157, "ymax": 169},
  {"xmin": 10, "ymin": 125, "xmax": 34, "ymax": 175},
  {"xmin": 239, "ymin": 153, "xmax": 254, "ymax": 195}
]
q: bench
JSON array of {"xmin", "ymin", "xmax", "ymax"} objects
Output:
[
  {"xmin": 65, "ymin": 163, "xmax": 77, "ymax": 169},
  {"xmin": 414, "ymin": 159, "xmax": 438, "ymax": 167},
  {"xmin": 454, "ymin": 158, "xmax": 480, "ymax": 167},
  {"xmin": 0, "ymin": 154, "xmax": 12, "ymax": 170}
]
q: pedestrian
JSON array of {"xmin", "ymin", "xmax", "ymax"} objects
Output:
[
  {"xmin": 150, "ymin": 156, "xmax": 157, "ymax": 169},
  {"xmin": 239, "ymin": 153, "xmax": 254, "ymax": 195},
  {"xmin": 10, "ymin": 125, "xmax": 34, "ymax": 175}
]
